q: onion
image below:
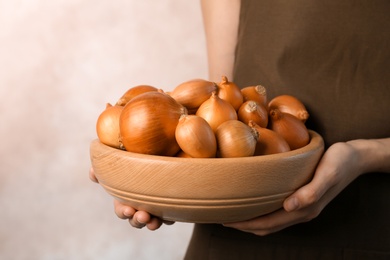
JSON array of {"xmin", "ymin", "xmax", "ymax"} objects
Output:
[
  {"xmin": 268, "ymin": 95, "xmax": 309, "ymax": 123},
  {"xmin": 216, "ymin": 120, "xmax": 258, "ymax": 158},
  {"xmin": 120, "ymin": 90, "xmax": 185, "ymax": 156},
  {"xmin": 170, "ymin": 79, "xmax": 217, "ymax": 113},
  {"xmin": 248, "ymin": 121, "xmax": 290, "ymax": 155},
  {"xmin": 175, "ymin": 114, "xmax": 217, "ymax": 158},
  {"xmin": 241, "ymin": 85, "xmax": 268, "ymax": 108},
  {"xmin": 116, "ymin": 85, "xmax": 158, "ymax": 106},
  {"xmin": 217, "ymin": 76, "xmax": 244, "ymax": 111},
  {"xmin": 175, "ymin": 150, "xmax": 193, "ymax": 158},
  {"xmin": 268, "ymin": 109, "xmax": 310, "ymax": 150},
  {"xmin": 196, "ymin": 91, "xmax": 237, "ymax": 132},
  {"xmin": 96, "ymin": 103, "xmax": 124, "ymax": 149},
  {"xmin": 237, "ymin": 100, "xmax": 268, "ymax": 128}
]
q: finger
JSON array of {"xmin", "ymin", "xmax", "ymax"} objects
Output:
[
  {"xmin": 146, "ymin": 217, "xmax": 164, "ymax": 231},
  {"xmin": 114, "ymin": 200, "xmax": 136, "ymax": 219},
  {"xmin": 283, "ymin": 183, "xmax": 325, "ymax": 212},
  {"xmin": 163, "ymin": 220, "xmax": 175, "ymax": 225},
  {"xmin": 283, "ymin": 158, "xmax": 336, "ymax": 212},
  {"xmin": 89, "ymin": 167, "xmax": 99, "ymax": 183},
  {"xmin": 129, "ymin": 211, "xmax": 152, "ymax": 229},
  {"xmin": 223, "ymin": 209, "xmax": 289, "ymax": 236},
  {"xmin": 147, "ymin": 217, "xmax": 175, "ymax": 230},
  {"xmin": 224, "ymin": 208, "xmax": 308, "ymax": 236}
]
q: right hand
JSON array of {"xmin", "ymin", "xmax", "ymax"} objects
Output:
[{"xmin": 89, "ymin": 167, "xmax": 175, "ymax": 230}]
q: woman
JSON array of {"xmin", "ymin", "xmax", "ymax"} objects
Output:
[{"xmin": 91, "ymin": 0, "xmax": 390, "ymax": 258}]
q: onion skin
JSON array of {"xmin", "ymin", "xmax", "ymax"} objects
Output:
[
  {"xmin": 96, "ymin": 103, "xmax": 124, "ymax": 149},
  {"xmin": 120, "ymin": 90, "xmax": 185, "ymax": 156},
  {"xmin": 216, "ymin": 120, "xmax": 258, "ymax": 158},
  {"xmin": 196, "ymin": 92, "xmax": 237, "ymax": 132},
  {"xmin": 237, "ymin": 101, "xmax": 268, "ymax": 128},
  {"xmin": 217, "ymin": 76, "xmax": 244, "ymax": 111},
  {"xmin": 116, "ymin": 85, "xmax": 158, "ymax": 106},
  {"xmin": 241, "ymin": 85, "xmax": 267, "ymax": 108},
  {"xmin": 175, "ymin": 115, "xmax": 217, "ymax": 158},
  {"xmin": 170, "ymin": 79, "xmax": 217, "ymax": 113},
  {"xmin": 175, "ymin": 150, "xmax": 193, "ymax": 158},
  {"xmin": 268, "ymin": 109, "xmax": 310, "ymax": 150},
  {"xmin": 268, "ymin": 95, "xmax": 309, "ymax": 123},
  {"xmin": 249, "ymin": 121, "xmax": 290, "ymax": 155}
]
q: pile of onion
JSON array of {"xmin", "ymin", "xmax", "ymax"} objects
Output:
[{"xmin": 96, "ymin": 76, "xmax": 311, "ymax": 158}]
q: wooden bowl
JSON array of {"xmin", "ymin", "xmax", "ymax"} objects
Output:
[{"xmin": 90, "ymin": 130, "xmax": 324, "ymax": 223}]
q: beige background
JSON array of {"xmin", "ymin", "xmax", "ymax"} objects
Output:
[{"xmin": 0, "ymin": 1, "xmax": 207, "ymax": 259}]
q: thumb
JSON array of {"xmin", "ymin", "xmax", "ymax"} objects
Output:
[{"xmin": 283, "ymin": 171, "xmax": 330, "ymax": 212}]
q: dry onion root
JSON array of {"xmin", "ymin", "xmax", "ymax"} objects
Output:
[
  {"xmin": 217, "ymin": 76, "xmax": 244, "ymax": 111},
  {"xmin": 237, "ymin": 100, "xmax": 268, "ymax": 128},
  {"xmin": 268, "ymin": 94, "xmax": 309, "ymax": 123},
  {"xmin": 249, "ymin": 120, "xmax": 290, "ymax": 155},
  {"xmin": 96, "ymin": 77, "xmax": 313, "ymax": 158},
  {"xmin": 241, "ymin": 85, "xmax": 267, "ymax": 108}
]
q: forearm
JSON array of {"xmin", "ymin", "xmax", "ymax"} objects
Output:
[
  {"xmin": 200, "ymin": 0, "xmax": 240, "ymax": 82},
  {"xmin": 347, "ymin": 137, "xmax": 390, "ymax": 174}
]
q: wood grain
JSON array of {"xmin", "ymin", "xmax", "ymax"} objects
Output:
[{"xmin": 90, "ymin": 130, "xmax": 324, "ymax": 223}]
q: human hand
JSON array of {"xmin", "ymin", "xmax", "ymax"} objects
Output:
[
  {"xmin": 223, "ymin": 141, "xmax": 364, "ymax": 236},
  {"xmin": 89, "ymin": 167, "xmax": 175, "ymax": 230},
  {"xmin": 113, "ymin": 200, "xmax": 175, "ymax": 230}
]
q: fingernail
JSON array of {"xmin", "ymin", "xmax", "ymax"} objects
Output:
[
  {"xmin": 136, "ymin": 216, "xmax": 145, "ymax": 225},
  {"xmin": 285, "ymin": 197, "xmax": 299, "ymax": 211},
  {"xmin": 123, "ymin": 209, "xmax": 131, "ymax": 217}
]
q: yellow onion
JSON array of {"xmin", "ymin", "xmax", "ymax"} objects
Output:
[
  {"xmin": 120, "ymin": 90, "xmax": 185, "ymax": 156},
  {"xmin": 175, "ymin": 150, "xmax": 192, "ymax": 158},
  {"xmin": 237, "ymin": 100, "xmax": 268, "ymax": 128},
  {"xmin": 268, "ymin": 109, "xmax": 310, "ymax": 150},
  {"xmin": 96, "ymin": 103, "xmax": 124, "ymax": 149},
  {"xmin": 175, "ymin": 114, "xmax": 217, "ymax": 158},
  {"xmin": 248, "ymin": 121, "xmax": 290, "ymax": 155},
  {"xmin": 116, "ymin": 85, "xmax": 158, "ymax": 106},
  {"xmin": 196, "ymin": 91, "xmax": 237, "ymax": 132},
  {"xmin": 169, "ymin": 79, "xmax": 217, "ymax": 113},
  {"xmin": 268, "ymin": 95, "xmax": 309, "ymax": 123},
  {"xmin": 215, "ymin": 120, "xmax": 258, "ymax": 158},
  {"xmin": 241, "ymin": 85, "xmax": 268, "ymax": 108},
  {"xmin": 217, "ymin": 76, "xmax": 243, "ymax": 111}
]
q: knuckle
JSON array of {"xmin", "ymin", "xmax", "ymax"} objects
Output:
[{"xmin": 301, "ymin": 187, "xmax": 320, "ymax": 205}]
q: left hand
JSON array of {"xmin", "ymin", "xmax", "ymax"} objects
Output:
[
  {"xmin": 89, "ymin": 167, "xmax": 174, "ymax": 230},
  {"xmin": 223, "ymin": 141, "xmax": 363, "ymax": 236}
]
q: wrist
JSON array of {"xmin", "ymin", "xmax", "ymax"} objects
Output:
[{"xmin": 346, "ymin": 138, "xmax": 390, "ymax": 174}]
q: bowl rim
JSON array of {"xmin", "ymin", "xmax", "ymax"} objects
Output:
[
  {"xmin": 90, "ymin": 130, "xmax": 324, "ymax": 223},
  {"xmin": 91, "ymin": 130, "xmax": 324, "ymax": 164}
]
